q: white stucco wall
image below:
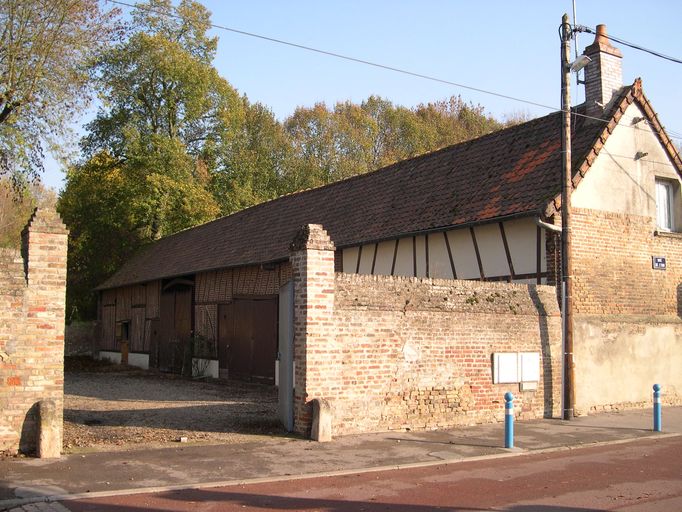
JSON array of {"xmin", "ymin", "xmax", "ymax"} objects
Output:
[
  {"xmin": 572, "ymin": 103, "xmax": 681, "ymax": 220},
  {"xmin": 574, "ymin": 318, "xmax": 682, "ymax": 412}
]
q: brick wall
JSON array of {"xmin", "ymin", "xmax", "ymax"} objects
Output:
[
  {"xmin": 0, "ymin": 209, "xmax": 68, "ymax": 454},
  {"xmin": 571, "ymin": 207, "xmax": 682, "ymax": 413},
  {"xmin": 291, "ymin": 224, "xmax": 562, "ymax": 436}
]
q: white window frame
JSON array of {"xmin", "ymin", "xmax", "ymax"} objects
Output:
[{"xmin": 655, "ymin": 178, "xmax": 675, "ymax": 232}]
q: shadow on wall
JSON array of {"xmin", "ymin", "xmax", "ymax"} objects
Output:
[
  {"xmin": 527, "ymin": 284, "xmax": 557, "ymax": 419},
  {"xmin": 677, "ymin": 283, "xmax": 682, "ymax": 318},
  {"xmin": 18, "ymin": 402, "xmax": 39, "ymax": 455}
]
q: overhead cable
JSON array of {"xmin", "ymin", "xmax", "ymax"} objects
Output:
[{"xmin": 106, "ymin": 0, "xmax": 682, "ymax": 143}]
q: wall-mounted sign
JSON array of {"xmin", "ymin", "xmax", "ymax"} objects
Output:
[
  {"xmin": 652, "ymin": 256, "xmax": 666, "ymax": 270},
  {"xmin": 492, "ymin": 352, "xmax": 540, "ymax": 384}
]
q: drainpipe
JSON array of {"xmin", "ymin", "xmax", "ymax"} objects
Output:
[
  {"xmin": 534, "ymin": 217, "xmax": 562, "ymax": 234},
  {"xmin": 560, "ymin": 13, "xmax": 575, "ymax": 420}
]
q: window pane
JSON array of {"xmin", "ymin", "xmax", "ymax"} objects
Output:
[{"xmin": 656, "ymin": 180, "xmax": 672, "ymax": 231}]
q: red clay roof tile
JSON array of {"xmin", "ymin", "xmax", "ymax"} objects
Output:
[{"xmin": 99, "ymin": 81, "xmax": 680, "ymax": 290}]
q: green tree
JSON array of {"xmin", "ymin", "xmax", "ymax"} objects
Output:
[
  {"xmin": 58, "ymin": 153, "xmax": 135, "ymax": 318},
  {"xmin": 212, "ymin": 100, "xmax": 291, "ymax": 214},
  {"xmin": 0, "ymin": 0, "xmax": 120, "ymax": 182},
  {"xmin": 0, "ymin": 178, "xmax": 56, "ymax": 248},
  {"xmin": 61, "ymin": 0, "xmax": 235, "ymax": 317},
  {"xmin": 282, "ymin": 95, "xmax": 502, "ymax": 189}
]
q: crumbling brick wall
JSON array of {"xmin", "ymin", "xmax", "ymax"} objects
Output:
[
  {"xmin": 0, "ymin": 209, "xmax": 68, "ymax": 454},
  {"xmin": 291, "ymin": 224, "xmax": 562, "ymax": 436}
]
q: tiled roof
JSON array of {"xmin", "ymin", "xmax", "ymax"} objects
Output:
[{"xmin": 99, "ymin": 82, "xmax": 661, "ymax": 290}]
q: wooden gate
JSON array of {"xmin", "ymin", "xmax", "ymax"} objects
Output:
[
  {"xmin": 157, "ymin": 279, "xmax": 193, "ymax": 373},
  {"xmin": 218, "ymin": 297, "xmax": 278, "ymax": 383}
]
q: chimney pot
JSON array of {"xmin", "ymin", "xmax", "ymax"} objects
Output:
[
  {"xmin": 595, "ymin": 24, "xmax": 608, "ymax": 45},
  {"xmin": 583, "ymin": 23, "xmax": 623, "ymax": 119}
]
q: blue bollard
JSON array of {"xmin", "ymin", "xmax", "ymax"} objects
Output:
[
  {"xmin": 653, "ymin": 384, "xmax": 662, "ymax": 432},
  {"xmin": 504, "ymin": 391, "xmax": 514, "ymax": 448}
]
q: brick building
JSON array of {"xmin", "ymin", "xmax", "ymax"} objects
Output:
[{"xmin": 97, "ymin": 27, "xmax": 682, "ymax": 435}]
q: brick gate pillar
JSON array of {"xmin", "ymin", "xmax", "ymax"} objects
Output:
[
  {"xmin": 290, "ymin": 224, "xmax": 336, "ymax": 435},
  {"xmin": 0, "ymin": 208, "xmax": 69, "ymax": 455}
]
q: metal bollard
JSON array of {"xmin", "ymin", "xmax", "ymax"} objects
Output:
[
  {"xmin": 653, "ymin": 384, "xmax": 662, "ymax": 432},
  {"xmin": 505, "ymin": 391, "xmax": 514, "ymax": 448}
]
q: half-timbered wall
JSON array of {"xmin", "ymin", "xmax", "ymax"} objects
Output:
[
  {"xmin": 98, "ymin": 263, "xmax": 293, "ymax": 374},
  {"xmin": 98, "ymin": 281, "xmax": 161, "ymax": 354},
  {"xmin": 194, "ymin": 263, "xmax": 292, "ymax": 343},
  {"xmin": 341, "ymin": 217, "xmax": 548, "ymax": 284}
]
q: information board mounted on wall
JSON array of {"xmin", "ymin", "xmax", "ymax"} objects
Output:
[{"xmin": 492, "ymin": 352, "xmax": 540, "ymax": 384}]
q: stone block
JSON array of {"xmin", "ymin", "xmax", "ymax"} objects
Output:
[
  {"xmin": 37, "ymin": 399, "xmax": 61, "ymax": 458},
  {"xmin": 311, "ymin": 398, "xmax": 332, "ymax": 442}
]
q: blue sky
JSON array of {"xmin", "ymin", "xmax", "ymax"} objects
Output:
[{"xmin": 42, "ymin": 0, "xmax": 682, "ymax": 190}]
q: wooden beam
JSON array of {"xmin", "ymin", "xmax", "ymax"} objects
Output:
[
  {"xmin": 370, "ymin": 243, "xmax": 378, "ymax": 275},
  {"xmin": 412, "ymin": 236, "xmax": 417, "ymax": 277},
  {"xmin": 355, "ymin": 245, "xmax": 363, "ymax": 274},
  {"xmin": 498, "ymin": 222, "xmax": 515, "ymax": 282},
  {"xmin": 470, "ymin": 227, "xmax": 485, "ymax": 280},
  {"xmin": 425, "ymin": 235, "xmax": 430, "ymax": 278},
  {"xmin": 391, "ymin": 239, "xmax": 399, "ymax": 276},
  {"xmin": 443, "ymin": 231, "xmax": 458, "ymax": 279},
  {"xmin": 485, "ymin": 271, "xmax": 550, "ymax": 282}
]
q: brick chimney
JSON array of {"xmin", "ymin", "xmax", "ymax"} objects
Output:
[{"xmin": 583, "ymin": 24, "xmax": 623, "ymax": 118}]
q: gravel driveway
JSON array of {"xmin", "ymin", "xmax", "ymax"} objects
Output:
[{"xmin": 63, "ymin": 360, "xmax": 283, "ymax": 452}]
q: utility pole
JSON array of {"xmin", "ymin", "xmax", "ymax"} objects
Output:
[{"xmin": 560, "ymin": 13, "xmax": 575, "ymax": 421}]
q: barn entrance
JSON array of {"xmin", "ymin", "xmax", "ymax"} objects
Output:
[
  {"xmin": 217, "ymin": 297, "xmax": 278, "ymax": 383},
  {"xmin": 156, "ymin": 277, "xmax": 194, "ymax": 374}
]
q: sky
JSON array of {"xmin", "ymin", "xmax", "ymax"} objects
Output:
[{"xmin": 41, "ymin": 0, "xmax": 682, "ymax": 190}]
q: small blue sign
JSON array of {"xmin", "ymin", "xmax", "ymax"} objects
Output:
[{"xmin": 652, "ymin": 256, "xmax": 666, "ymax": 270}]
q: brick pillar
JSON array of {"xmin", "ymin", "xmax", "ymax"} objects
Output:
[
  {"xmin": 290, "ymin": 224, "xmax": 336, "ymax": 435},
  {"xmin": 6, "ymin": 208, "xmax": 68, "ymax": 455}
]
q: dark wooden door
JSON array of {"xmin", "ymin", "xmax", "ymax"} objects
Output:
[
  {"xmin": 158, "ymin": 285, "xmax": 193, "ymax": 373},
  {"xmin": 217, "ymin": 298, "xmax": 277, "ymax": 383}
]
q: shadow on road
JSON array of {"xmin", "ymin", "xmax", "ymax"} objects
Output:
[{"xmin": 67, "ymin": 487, "xmax": 605, "ymax": 512}]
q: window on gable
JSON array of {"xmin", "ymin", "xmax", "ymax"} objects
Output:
[{"xmin": 656, "ymin": 178, "xmax": 675, "ymax": 231}]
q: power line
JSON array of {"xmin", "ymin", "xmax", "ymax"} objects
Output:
[
  {"xmin": 574, "ymin": 25, "xmax": 682, "ymax": 65},
  {"xmin": 107, "ymin": 0, "xmax": 556, "ymax": 110},
  {"xmin": 106, "ymin": 0, "xmax": 682, "ymax": 143}
]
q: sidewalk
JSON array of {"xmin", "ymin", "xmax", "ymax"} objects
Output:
[{"xmin": 2, "ymin": 407, "xmax": 681, "ymax": 510}]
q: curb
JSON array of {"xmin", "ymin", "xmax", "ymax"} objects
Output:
[{"xmin": 2, "ymin": 431, "xmax": 680, "ymax": 510}]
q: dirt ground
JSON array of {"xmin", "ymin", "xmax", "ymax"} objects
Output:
[{"xmin": 63, "ymin": 357, "xmax": 284, "ymax": 453}]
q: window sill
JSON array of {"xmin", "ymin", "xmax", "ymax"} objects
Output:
[{"xmin": 654, "ymin": 230, "xmax": 682, "ymax": 239}]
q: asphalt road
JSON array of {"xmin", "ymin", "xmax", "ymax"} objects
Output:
[{"xmin": 63, "ymin": 435, "xmax": 682, "ymax": 512}]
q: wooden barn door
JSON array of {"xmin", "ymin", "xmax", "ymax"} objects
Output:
[
  {"xmin": 218, "ymin": 297, "xmax": 278, "ymax": 383},
  {"xmin": 158, "ymin": 280, "xmax": 193, "ymax": 374}
]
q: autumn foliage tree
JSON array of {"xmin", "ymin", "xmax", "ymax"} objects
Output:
[
  {"xmin": 0, "ymin": 0, "xmax": 120, "ymax": 182},
  {"xmin": 59, "ymin": 1, "xmax": 513, "ymax": 319}
]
